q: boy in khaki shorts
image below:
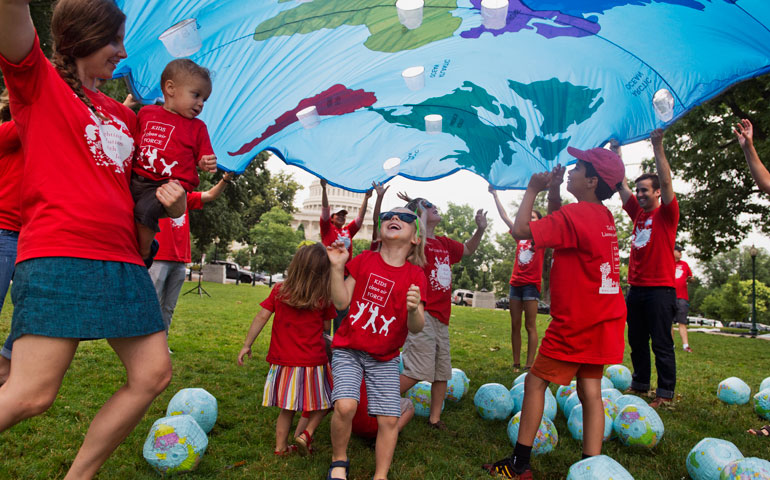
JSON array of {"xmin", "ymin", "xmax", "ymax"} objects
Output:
[
  {"xmin": 397, "ymin": 194, "xmax": 487, "ymax": 430},
  {"xmin": 484, "ymin": 147, "xmax": 627, "ymax": 479}
]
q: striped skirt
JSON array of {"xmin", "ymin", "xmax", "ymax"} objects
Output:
[{"xmin": 262, "ymin": 363, "xmax": 333, "ymax": 411}]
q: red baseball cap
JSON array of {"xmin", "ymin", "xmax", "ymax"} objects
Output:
[{"xmin": 567, "ymin": 146, "xmax": 625, "ymax": 191}]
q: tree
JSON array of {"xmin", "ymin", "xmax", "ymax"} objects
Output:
[
  {"xmin": 699, "ymin": 246, "xmax": 770, "ymax": 288},
  {"xmin": 663, "ymin": 74, "xmax": 770, "ymax": 259},
  {"xmin": 352, "ymin": 238, "xmax": 371, "ymax": 258},
  {"xmin": 700, "ymin": 274, "xmax": 770, "ymax": 323},
  {"xmin": 249, "ymin": 207, "xmax": 303, "ymax": 279}
]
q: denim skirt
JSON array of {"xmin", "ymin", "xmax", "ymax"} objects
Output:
[{"xmin": 10, "ymin": 257, "xmax": 163, "ymax": 342}]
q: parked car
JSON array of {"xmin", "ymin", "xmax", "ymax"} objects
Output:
[
  {"xmin": 496, "ymin": 297, "xmax": 509, "ymax": 310},
  {"xmin": 210, "ymin": 260, "xmax": 256, "ymax": 283},
  {"xmin": 727, "ymin": 321, "xmax": 770, "ymax": 331},
  {"xmin": 687, "ymin": 316, "xmax": 723, "ymax": 328},
  {"xmin": 452, "ymin": 289, "xmax": 474, "ymax": 306}
]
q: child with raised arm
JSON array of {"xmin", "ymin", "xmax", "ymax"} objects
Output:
[
  {"xmin": 326, "ymin": 207, "xmax": 427, "ymax": 480},
  {"xmin": 237, "ymin": 243, "xmax": 337, "ymax": 456},
  {"xmin": 735, "ymin": 118, "xmax": 770, "ymax": 194},
  {"xmin": 132, "ymin": 59, "xmax": 218, "ymax": 266},
  {"xmin": 489, "ymin": 186, "xmax": 545, "ymax": 372},
  {"xmin": 484, "ymin": 148, "xmax": 627, "ymax": 479}
]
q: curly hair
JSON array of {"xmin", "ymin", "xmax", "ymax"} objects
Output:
[{"xmin": 50, "ymin": 0, "xmax": 125, "ymax": 116}]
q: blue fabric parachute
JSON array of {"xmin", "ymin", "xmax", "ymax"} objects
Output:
[{"xmin": 115, "ymin": 0, "xmax": 770, "ymax": 191}]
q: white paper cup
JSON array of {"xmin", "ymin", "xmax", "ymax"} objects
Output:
[
  {"xmin": 159, "ymin": 18, "xmax": 202, "ymax": 58},
  {"xmin": 481, "ymin": 0, "xmax": 509, "ymax": 30},
  {"xmin": 425, "ymin": 114, "xmax": 442, "ymax": 134},
  {"xmin": 652, "ymin": 88, "xmax": 674, "ymax": 122},
  {"xmin": 396, "ymin": 0, "xmax": 424, "ymax": 29},
  {"xmin": 297, "ymin": 106, "xmax": 321, "ymax": 129},
  {"xmin": 402, "ymin": 66, "xmax": 425, "ymax": 91}
]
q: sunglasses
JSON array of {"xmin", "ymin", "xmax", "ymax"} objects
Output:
[
  {"xmin": 378, "ymin": 211, "xmax": 420, "ymax": 237},
  {"xmin": 420, "ymin": 200, "xmax": 434, "ymax": 209}
]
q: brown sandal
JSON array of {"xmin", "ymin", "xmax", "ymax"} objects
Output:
[
  {"xmin": 747, "ymin": 425, "xmax": 770, "ymax": 437},
  {"xmin": 295, "ymin": 429, "xmax": 314, "ymax": 456}
]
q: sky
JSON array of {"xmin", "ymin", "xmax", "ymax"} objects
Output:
[{"xmin": 264, "ymin": 138, "xmax": 769, "ymax": 275}]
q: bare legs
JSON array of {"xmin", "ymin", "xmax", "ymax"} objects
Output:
[
  {"xmin": 510, "ymin": 298, "xmax": 539, "ymax": 368},
  {"xmin": 373, "ymin": 415, "xmax": 398, "ymax": 480},
  {"xmin": 576, "ymin": 377, "xmax": 603, "ymax": 456},
  {"xmin": 330, "ymin": 398, "xmax": 357, "ymax": 479},
  {"xmin": 0, "ymin": 332, "xmax": 171, "ymax": 480},
  {"xmin": 515, "ymin": 373, "xmax": 548, "ymax": 447},
  {"xmin": 672, "ymin": 323, "xmax": 690, "ymax": 348}
]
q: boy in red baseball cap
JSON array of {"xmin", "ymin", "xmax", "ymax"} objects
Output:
[{"xmin": 483, "ymin": 147, "xmax": 627, "ymax": 479}]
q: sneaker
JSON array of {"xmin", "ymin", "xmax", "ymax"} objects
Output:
[
  {"xmin": 683, "ymin": 345, "xmax": 693, "ymax": 353},
  {"xmin": 649, "ymin": 396, "xmax": 672, "ymax": 408},
  {"xmin": 482, "ymin": 457, "xmax": 533, "ymax": 479}
]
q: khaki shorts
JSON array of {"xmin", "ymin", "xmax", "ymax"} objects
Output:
[{"xmin": 401, "ymin": 312, "xmax": 452, "ymax": 382}]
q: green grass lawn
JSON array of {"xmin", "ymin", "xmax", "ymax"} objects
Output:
[{"xmin": 0, "ymin": 282, "xmax": 768, "ymax": 479}]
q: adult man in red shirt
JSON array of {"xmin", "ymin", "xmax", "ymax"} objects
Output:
[
  {"xmin": 319, "ymin": 179, "xmax": 372, "ymax": 332},
  {"xmin": 618, "ymin": 129, "xmax": 679, "ymax": 408}
]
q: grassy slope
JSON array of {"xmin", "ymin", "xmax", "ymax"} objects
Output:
[{"xmin": 0, "ymin": 282, "xmax": 768, "ymax": 479}]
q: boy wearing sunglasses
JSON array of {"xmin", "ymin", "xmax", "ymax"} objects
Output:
[
  {"xmin": 397, "ymin": 193, "xmax": 487, "ymax": 431},
  {"xmin": 484, "ymin": 148, "xmax": 627, "ymax": 479}
]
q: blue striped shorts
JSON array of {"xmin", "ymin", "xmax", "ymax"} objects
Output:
[{"xmin": 331, "ymin": 348, "xmax": 401, "ymax": 417}]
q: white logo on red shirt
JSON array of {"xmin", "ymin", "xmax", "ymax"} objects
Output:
[
  {"xmin": 632, "ymin": 218, "xmax": 653, "ymax": 249},
  {"xmin": 84, "ymin": 111, "xmax": 134, "ymax": 173},
  {"xmin": 599, "ymin": 262, "xmax": 619, "ymax": 294},
  {"xmin": 675, "ymin": 265, "xmax": 684, "ymax": 279},
  {"xmin": 518, "ymin": 241, "xmax": 534, "ymax": 265},
  {"xmin": 363, "ymin": 273, "xmax": 394, "ymax": 307},
  {"xmin": 347, "ymin": 300, "xmax": 397, "ymax": 336},
  {"xmin": 170, "ymin": 215, "xmax": 186, "ymax": 229},
  {"xmin": 429, "ymin": 253, "xmax": 453, "ymax": 291}
]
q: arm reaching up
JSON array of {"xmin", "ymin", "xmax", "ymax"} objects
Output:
[
  {"xmin": 513, "ymin": 172, "xmax": 551, "ymax": 240},
  {"xmin": 651, "ymin": 128, "xmax": 675, "ymax": 205},
  {"xmin": 735, "ymin": 119, "xmax": 770, "ymax": 194},
  {"xmin": 0, "ymin": 0, "xmax": 35, "ymax": 64},
  {"xmin": 489, "ymin": 185, "xmax": 514, "ymax": 231}
]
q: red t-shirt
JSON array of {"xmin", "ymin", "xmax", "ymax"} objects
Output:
[
  {"xmin": 320, "ymin": 207, "xmax": 361, "ymax": 262},
  {"xmin": 0, "ymin": 36, "xmax": 142, "ymax": 265},
  {"xmin": 509, "ymin": 237, "xmax": 545, "ymax": 291},
  {"xmin": 674, "ymin": 260, "xmax": 692, "ymax": 300},
  {"xmin": 0, "ymin": 121, "xmax": 23, "ymax": 232},
  {"xmin": 351, "ymin": 380, "xmax": 377, "ymax": 438},
  {"xmin": 423, "ymin": 236, "xmax": 464, "ymax": 324},
  {"xmin": 624, "ymin": 196, "xmax": 679, "ymax": 287},
  {"xmin": 260, "ymin": 283, "xmax": 337, "ymax": 367},
  {"xmin": 154, "ymin": 192, "xmax": 203, "ymax": 263},
  {"xmin": 133, "ymin": 105, "xmax": 213, "ymax": 192},
  {"xmin": 530, "ymin": 202, "xmax": 627, "ymax": 365},
  {"xmin": 331, "ymin": 250, "xmax": 428, "ymax": 361}
]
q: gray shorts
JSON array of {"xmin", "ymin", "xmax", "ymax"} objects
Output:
[
  {"xmin": 331, "ymin": 348, "xmax": 402, "ymax": 417},
  {"xmin": 674, "ymin": 298, "xmax": 689, "ymax": 324},
  {"xmin": 401, "ymin": 312, "xmax": 452, "ymax": 382}
]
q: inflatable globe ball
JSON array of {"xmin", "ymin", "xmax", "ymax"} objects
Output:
[
  {"xmin": 602, "ymin": 397, "xmax": 619, "ymax": 419},
  {"xmin": 686, "ymin": 438, "xmax": 743, "ymax": 480},
  {"xmin": 761, "ymin": 376, "xmax": 770, "ymax": 393},
  {"xmin": 717, "ymin": 377, "xmax": 751, "ymax": 405},
  {"xmin": 612, "ymin": 403, "xmax": 664, "ymax": 448},
  {"xmin": 543, "ymin": 388, "xmax": 557, "ymax": 422},
  {"xmin": 445, "ymin": 368, "xmax": 470, "ymax": 403},
  {"xmin": 556, "ymin": 382, "xmax": 576, "ymax": 413},
  {"xmin": 567, "ymin": 404, "xmax": 614, "ymax": 442},
  {"xmin": 566, "ymin": 455, "xmax": 634, "ymax": 480},
  {"xmin": 719, "ymin": 457, "xmax": 770, "ymax": 480},
  {"xmin": 513, "ymin": 372, "xmax": 527, "ymax": 386},
  {"xmin": 406, "ymin": 381, "xmax": 442, "ymax": 417},
  {"xmin": 600, "ymin": 376, "xmax": 614, "ymax": 391},
  {"xmin": 614, "ymin": 394, "xmax": 648, "ymax": 412},
  {"xmin": 166, "ymin": 388, "xmax": 218, "ymax": 434},
  {"xmin": 507, "ymin": 412, "xmax": 558, "ymax": 455},
  {"xmin": 509, "ymin": 383, "xmax": 525, "ymax": 415},
  {"xmin": 143, "ymin": 415, "xmax": 208, "ymax": 475},
  {"xmin": 753, "ymin": 388, "xmax": 770, "ymax": 421},
  {"xmin": 564, "ymin": 391, "xmax": 582, "ymax": 419},
  {"xmin": 605, "ymin": 364, "xmax": 632, "ymax": 391},
  {"xmin": 601, "ymin": 388, "xmax": 623, "ymax": 403},
  {"xmin": 474, "ymin": 383, "xmax": 513, "ymax": 420}
]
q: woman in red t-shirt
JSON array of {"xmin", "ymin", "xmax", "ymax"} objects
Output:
[
  {"xmin": 238, "ymin": 243, "xmax": 337, "ymax": 456},
  {"xmin": 490, "ymin": 187, "xmax": 545, "ymax": 371},
  {"xmin": 0, "ymin": 1, "xmax": 185, "ymax": 478}
]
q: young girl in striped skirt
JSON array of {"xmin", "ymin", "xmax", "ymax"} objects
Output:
[{"xmin": 237, "ymin": 243, "xmax": 337, "ymax": 455}]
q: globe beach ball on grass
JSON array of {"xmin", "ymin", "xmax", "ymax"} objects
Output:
[
  {"xmin": 510, "ymin": 384, "xmax": 556, "ymax": 420},
  {"xmin": 686, "ymin": 438, "xmax": 743, "ymax": 480},
  {"xmin": 166, "ymin": 388, "xmax": 218, "ymax": 434},
  {"xmin": 602, "ymin": 397, "xmax": 619, "ymax": 420},
  {"xmin": 566, "ymin": 455, "xmax": 634, "ymax": 480},
  {"xmin": 602, "ymin": 388, "xmax": 622, "ymax": 404},
  {"xmin": 474, "ymin": 383, "xmax": 513, "ymax": 420},
  {"xmin": 143, "ymin": 415, "xmax": 208, "ymax": 475},
  {"xmin": 719, "ymin": 457, "xmax": 770, "ymax": 480},
  {"xmin": 509, "ymin": 383, "xmax": 525, "ymax": 415},
  {"xmin": 753, "ymin": 388, "xmax": 770, "ymax": 421},
  {"xmin": 600, "ymin": 376, "xmax": 614, "ymax": 391},
  {"xmin": 513, "ymin": 372, "xmax": 527, "ymax": 386},
  {"xmin": 406, "ymin": 381, "xmax": 441, "ymax": 417},
  {"xmin": 564, "ymin": 391, "xmax": 582, "ymax": 419},
  {"xmin": 507, "ymin": 412, "xmax": 558, "ymax": 455},
  {"xmin": 556, "ymin": 382, "xmax": 576, "ymax": 413},
  {"xmin": 717, "ymin": 377, "xmax": 751, "ymax": 405},
  {"xmin": 445, "ymin": 368, "xmax": 469, "ymax": 403},
  {"xmin": 613, "ymin": 403, "xmax": 664, "ymax": 448},
  {"xmin": 614, "ymin": 394, "xmax": 647, "ymax": 412},
  {"xmin": 760, "ymin": 377, "xmax": 770, "ymax": 392},
  {"xmin": 567, "ymin": 404, "xmax": 614, "ymax": 442},
  {"xmin": 605, "ymin": 365, "xmax": 632, "ymax": 391}
]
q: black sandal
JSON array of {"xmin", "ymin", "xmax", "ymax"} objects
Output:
[
  {"xmin": 327, "ymin": 459, "xmax": 350, "ymax": 480},
  {"xmin": 747, "ymin": 425, "xmax": 770, "ymax": 437}
]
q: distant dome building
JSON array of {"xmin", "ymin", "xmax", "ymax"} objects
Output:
[{"xmin": 291, "ymin": 180, "xmax": 375, "ymax": 242}]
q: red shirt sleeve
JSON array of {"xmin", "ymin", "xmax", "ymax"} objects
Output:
[
  {"xmin": 259, "ymin": 284, "xmax": 279, "ymax": 312},
  {"xmin": 187, "ymin": 191, "xmax": 203, "ymax": 211},
  {"xmin": 443, "ymin": 236, "xmax": 465, "ymax": 264},
  {"xmin": 623, "ymin": 195, "xmax": 641, "ymax": 220},
  {"xmin": 194, "ymin": 120, "xmax": 215, "ymax": 161},
  {"xmin": 530, "ymin": 207, "xmax": 578, "ymax": 251},
  {"xmin": 0, "ymin": 34, "xmax": 46, "ymax": 107},
  {"xmin": 659, "ymin": 196, "xmax": 680, "ymax": 230},
  {"xmin": 347, "ymin": 218, "xmax": 361, "ymax": 238}
]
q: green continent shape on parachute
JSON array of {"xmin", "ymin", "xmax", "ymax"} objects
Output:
[
  {"xmin": 254, "ymin": 0, "xmax": 461, "ymax": 53},
  {"xmin": 369, "ymin": 81, "xmax": 527, "ymax": 177}
]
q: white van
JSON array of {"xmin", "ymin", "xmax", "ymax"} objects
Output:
[{"xmin": 452, "ymin": 289, "xmax": 474, "ymax": 306}]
